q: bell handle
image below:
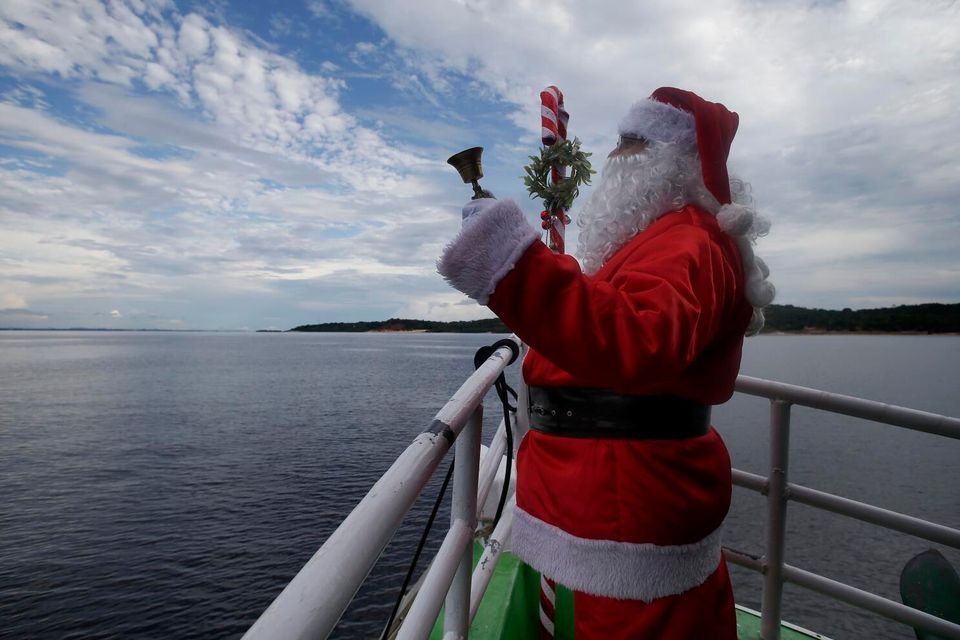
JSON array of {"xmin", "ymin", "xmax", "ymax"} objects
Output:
[{"xmin": 471, "ymin": 181, "xmax": 495, "ymax": 200}]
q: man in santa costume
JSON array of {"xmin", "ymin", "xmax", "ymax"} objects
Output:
[{"xmin": 438, "ymin": 87, "xmax": 774, "ymax": 639}]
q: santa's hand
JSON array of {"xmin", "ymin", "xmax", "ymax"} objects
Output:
[
  {"xmin": 461, "ymin": 197, "xmax": 497, "ymax": 227},
  {"xmin": 438, "ymin": 198, "xmax": 538, "ymax": 304}
]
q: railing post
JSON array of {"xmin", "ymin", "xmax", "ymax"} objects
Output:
[
  {"xmin": 761, "ymin": 399, "xmax": 792, "ymax": 640},
  {"xmin": 444, "ymin": 406, "xmax": 481, "ymax": 638}
]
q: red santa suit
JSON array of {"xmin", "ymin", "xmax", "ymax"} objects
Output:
[{"xmin": 437, "ymin": 88, "xmax": 774, "ymax": 639}]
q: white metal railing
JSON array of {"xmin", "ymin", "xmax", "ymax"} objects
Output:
[
  {"xmin": 242, "ymin": 335, "xmax": 521, "ymax": 640},
  {"xmin": 242, "ymin": 347, "xmax": 960, "ymax": 640},
  {"xmin": 726, "ymin": 375, "xmax": 960, "ymax": 640}
]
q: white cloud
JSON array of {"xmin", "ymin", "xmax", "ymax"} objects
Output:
[
  {"xmin": 1, "ymin": 292, "xmax": 27, "ymax": 309},
  {"xmin": 347, "ymin": 0, "xmax": 959, "ymax": 147},
  {"xmin": 178, "ymin": 13, "xmax": 210, "ymax": 58},
  {"xmin": 0, "ymin": 308, "xmax": 49, "ymax": 324},
  {"xmin": 347, "ymin": 0, "xmax": 960, "ymax": 308},
  {"xmin": 1, "ymin": 0, "xmax": 957, "ymax": 329},
  {"xmin": 0, "ymin": 1, "xmax": 470, "ymax": 328},
  {"xmin": 395, "ymin": 292, "xmax": 498, "ymax": 322},
  {"xmin": 0, "ymin": 0, "xmax": 432, "ymax": 190},
  {"xmin": 306, "ymin": 1, "xmax": 336, "ymax": 20}
]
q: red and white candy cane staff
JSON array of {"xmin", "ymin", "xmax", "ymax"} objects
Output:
[
  {"xmin": 539, "ymin": 85, "xmax": 570, "ymax": 254},
  {"xmin": 537, "ymin": 87, "xmax": 568, "ymax": 637},
  {"xmin": 539, "ymin": 574, "xmax": 557, "ymax": 639}
]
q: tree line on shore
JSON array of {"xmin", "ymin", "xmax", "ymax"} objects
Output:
[
  {"xmin": 290, "ymin": 302, "xmax": 960, "ymax": 334},
  {"xmin": 763, "ymin": 303, "xmax": 959, "ymax": 333}
]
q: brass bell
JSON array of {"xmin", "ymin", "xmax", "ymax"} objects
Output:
[{"xmin": 447, "ymin": 146, "xmax": 494, "ymax": 200}]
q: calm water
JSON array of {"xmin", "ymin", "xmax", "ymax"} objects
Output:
[{"xmin": 0, "ymin": 332, "xmax": 957, "ymax": 639}]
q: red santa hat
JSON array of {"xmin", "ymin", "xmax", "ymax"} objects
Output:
[{"xmin": 618, "ymin": 87, "xmax": 739, "ymax": 205}]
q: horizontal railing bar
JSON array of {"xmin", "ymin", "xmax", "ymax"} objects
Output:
[
  {"xmin": 723, "ymin": 547, "xmax": 763, "ymax": 572},
  {"xmin": 781, "ymin": 563, "xmax": 960, "ymax": 640},
  {"xmin": 396, "ymin": 519, "xmax": 474, "ymax": 640},
  {"xmin": 787, "ymin": 482, "xmax": 960, "ymax": 549},
  {"xmin": 732, "ymin": 468, "xmax": 768, "ymax": 493},
  {"xmin": 242, "ymin": 338, "xmax": 519, "ymax": 640},
  {"xmin": 732, "ymin": 469, "xmax": 960, "ymax": 549},
  {"xmin": 243, "ymin": 432, "xmax": 446, "ymax": 640},
  {"xmin": 723, "ymin": 550, "xmax": 960, "ymax": 639},
  {"xmin": 434, "ymin": 338, "xmax": 521, "ymax": 439},
  {"xmin": 735, "ymin": 375, "xmax": 960, "ymax": 439}
]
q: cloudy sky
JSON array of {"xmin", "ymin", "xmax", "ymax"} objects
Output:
[{"xmin": 1, "ymin": 0, "xmax": 957, "ymax": 330}]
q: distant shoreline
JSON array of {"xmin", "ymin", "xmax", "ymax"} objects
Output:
[
  {"xmin": 2, "ymin": 328, "xmax": 959, "ymax": 336},
  {"xmin": 4, "ymin": 302, "xmax": 958, "ymax": 334},
  {"xmin": 0, "ymin": 327, "xmax": 207, "ymax": 332},
  {"xmin": 290, "ymin": 303, "xmax": 960, "ymax": 334},
  {"xmin": 769, "ymin": 330, "xmax": 960, "ymax": 336}
]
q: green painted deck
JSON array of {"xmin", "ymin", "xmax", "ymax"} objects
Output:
[
  {"xmin": 734, "ymin": 605, "xmax": 829, "ymax": 640},
  {"xmin": 428, "ymin": 544, "xmax": 828, "ymax": 639}
]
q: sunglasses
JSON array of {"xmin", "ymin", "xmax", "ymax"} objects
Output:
[{"xmin": 617, "ymin": 134, "xmax": 649, "ymax": 148}]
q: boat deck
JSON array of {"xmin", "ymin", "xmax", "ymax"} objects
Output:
[
  {"xmin": 241, "ymin": 340, "xmax": 960, "ymax": 640},
  {"xmin": 427, "ymin": 544, "xmax": 829, "ymax": 639}
]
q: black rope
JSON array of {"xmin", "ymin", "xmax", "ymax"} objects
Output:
[
  {"xmin": 380, "ymin": 338, "xmax": 520, "ymax": 639},
  {"xmin": 380, "ymin": 460, "xmax": 454, "ymax": 640},
  {"xmin": 472, "ymin": 339, "xmax": 519, "ymax": 531}
]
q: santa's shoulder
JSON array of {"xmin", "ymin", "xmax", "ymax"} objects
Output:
[{"xmin": 644, "ymin": 204, "xmax": 726, "ymax": 241}]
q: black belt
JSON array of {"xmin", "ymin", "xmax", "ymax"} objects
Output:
[{"xmin": 528, "ymin": 386, "xmax": 711, "ymax": 440}]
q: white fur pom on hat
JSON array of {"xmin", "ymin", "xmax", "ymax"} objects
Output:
[{"xmin": 717, "ymin": 203, "xmax": 755, "ymax": 236}]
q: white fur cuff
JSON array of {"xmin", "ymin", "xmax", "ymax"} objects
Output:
[
  {"xmin": 510, "ymin": 506, "xmax": 723, "ymax": 602},
  {"xmin": 619, "ymin": 99, "xmax": 696, "ymax": 147},
  {"xmin": 437, "ymin": 199, "xmax": 539, "ymax": 304}
]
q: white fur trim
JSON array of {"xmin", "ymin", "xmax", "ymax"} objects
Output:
[
  {"xmin": 723, "ymin": 219, "xmax": 775, "ymax": 331},
  {"xmin": 618, "ymin": 99, "xmax": 696, "ymax": 147},
  {"xmin": 717, "ymin": 203, "xmax": 755, "ymax": 236},
  {"xmin": 755, "ymin": 255, "xmax": 770, "ymax": 279},
  {"xmin": 735, "ymin": 236, "xmax": 776, "ymax": 308},
  {"xmin": 747, "ymin": 307, "xmax": 766, "ymax": 335},
  {"xmin": 510, "ymin": 506, "xmax": 723, "ymax": 601},
  {"xmin": 747, "ymin": 275, "xmax": 777, "ymax": 308},
  {"xmin": 436, "ymin": 199, "xmax": 538, "ymax": 304}
]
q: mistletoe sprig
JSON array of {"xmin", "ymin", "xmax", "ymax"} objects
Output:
[{"xmin": 523, "ymin": 137, "xmax": 594, "ymax": 213}]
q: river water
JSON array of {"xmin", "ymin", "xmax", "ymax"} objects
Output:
[{"xmin": 0, "ymin": 332, "xmax": 957, "ymax": 639}]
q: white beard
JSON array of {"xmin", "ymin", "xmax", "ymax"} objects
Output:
[
  {"xmin": 575, "ymin": 142, "xmax": 718, "ymax": 275},
  {"xmin": 574, "ymin": 142, "xmax": 774, "ymax": 336}
]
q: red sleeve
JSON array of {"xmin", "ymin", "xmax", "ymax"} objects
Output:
[{"xmin": 487, "ymin": 221, "xmax": 740, "ymax": 391}]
